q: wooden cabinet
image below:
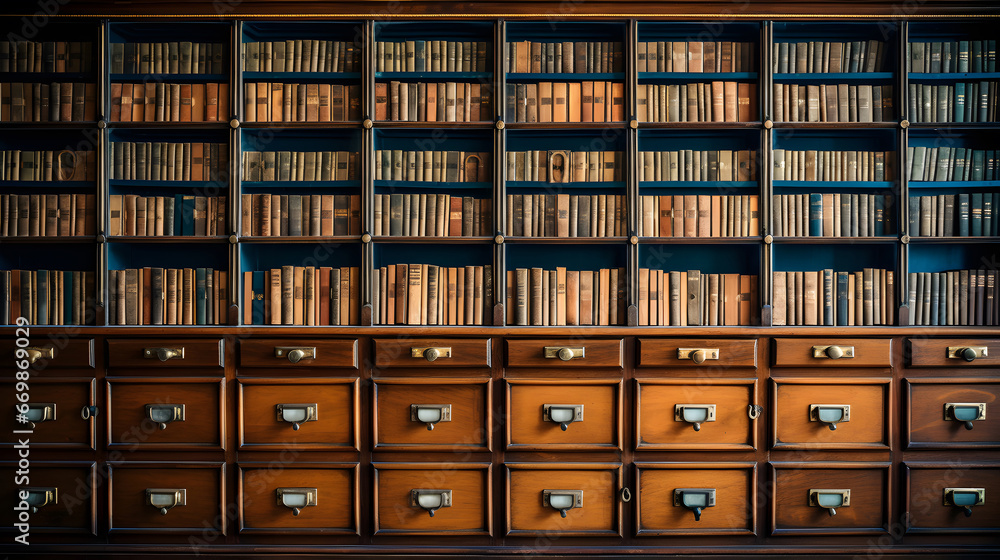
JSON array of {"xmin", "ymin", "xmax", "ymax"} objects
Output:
[
  {"xmin": 108, "ymin": 463, "xmax": 226, "ymax": 534},
  {"xmin": 2, "ymin": 462, "xmax": 97, "ymax": 535},
  {"xmin": 505, "ymin": 463, "xmax": 622, "ymax": 537},
  {"xmin": 239, "ymin": 339, "xmax": 358, "ymax": 369},
  {"xmin": 903, "ymin": 463, "xmax": 1000, "ymax": 533},
  {"xmin": 373, "ymin": 463, "xmax": 492, "ymax": 535},
  {"xmin": 904, "ymin": 378, "xmax": 1000, "ymax": 448},
  {"xmin": 635, "ymin": 463, "xmax": 756, "ymax": 535},
  {"xmin": 769, "ymin": 463, "xmax": 890, "ymax": 536},
  {"xmin": 1, "ymin": 378, "xmax": 95, "ymax": 449},
  {"xmin": 373, "ymin": 378, "xmax": 491, "ymax": 451},
  {"xmin": 239, "ymin": 463, "xmax": 359, "ymax": 534},
  {"xmin": 106, "ymin": 378, "xmax": 225, "ymax": 450},
  {"xmin": 770, "ymin": 378, "xmax": 890, "ymax": 450},
  {"xmin": 238, "ymin": 379, "xmax": 360, "ymax": 450},
  {"xmin": 505, "ymin": 379, "xmax": 622, "ymax": 450},
  {"xmin": 636, "ymin": 379, "xmax": 757, "ymax": 450}
]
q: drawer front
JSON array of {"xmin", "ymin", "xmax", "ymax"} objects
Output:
[
  {"xmin": 239, "ymin": 339, "xmax": 358, "ymax": 369},
  {"xmin": 373, "ymin": 338, "xmax": 491, "ymax": 368},
  {"xmin": 107, "ymin": 339, "xmax": 224, "ymax": 370},
  {"xmin": 240, "ymin": 464, "xmax": 359, "ymax": 534},
  {"xmin": 637, "ymin": 338, "xmax": 757, "ymax": 369},
  {"xmin": 506, "ymin": 380, "xmax": 621, "ymax": 450},
  {"xmin": 374, "ymin": 379, "xmax": 490, "ymax": 451},
  {"xmin": 2, "ymin": 378, "xmax": 94, "ymax": 449},
  {"xmin": 107, "ymin": 379, "xmax": 224, "ymax": 450},
  {"xmin": 636, "ymin": 463, "xmax": 756, "ymax": 535},
  {"xmin": 636, "ymin": 380, "xmax": 757, "ymax": 450},
  {"xmin": 904, "ymin": 464, "xmax": 1000, "ymax": 533},
  {"xmin": 505, "ymin": 338, "xmax": 623, "ymax": 368},
  {"xmin": 773, "ymin": 338, "xmax": 891, "ymax": 368},
  {"xmin": 2, "ymin": 338, "xmax": 95, "ymax": 371},
  {"xmin": 772, "ymin": 379, "xmax": 889, "ymax": 449},
  {"xmin": 4, "ymin": 462, "xmax": 96, "ymax": 534},
  {"xmin": 239, "ymin": 379, "xmax": 359, "ymax": 450},
  {"xmin": 109, "ymin": 463, "xmax": 225, "ymax": 533},
  {"xmin": 770, "ymin": 463, "xmax": 889, "ymax": 535},
  {"xmin": 373, "ymin": 463, "xmax": 491, "ymax": 535},
  {"xmin": 506, "ymin": 463, "xmax": 622, "ymax": 536},
  {"xmin": 908, "ymin": 338, "xmax": 1000, "ymax": 368},
  {"xmin": 905, "ymin": 379, "xmax": 1000, "ymax": 448}
]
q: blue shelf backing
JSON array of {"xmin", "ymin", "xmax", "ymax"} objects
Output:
[
  {"xmin": 638, "ymin": 128, "xmax": 759, "ymax": 150},
  {"xmin": 638, "ymin": 244, "xmax": 759, "ymax": 275},
  {"xmin": 774, "ymin": 243, "xmax": 897, "ymax": 272},
  {"xmin": 505, "ymin": 22, "xmax": 626, "ymax": 43},
  {"xmin": 773, "ymin": 129, "xmax": 896, "ymax": 151},
  {"xmin": 908, "ymin": 244, "xmax": 999, "ymax": 273},
  {"xmin": 108, "ymin": 242, "xmax": 227, "ymax": 270},
  {"xmin": 375, "ymin": 21, "xmax": 494, "ymax": 42},
  {"xmin": 240, "ymin": 243, "xmax": 360, "ymax": 273},
  {"xmin": 241, "ymin": 21, "xmax": 364, "ymax": 42},
  {"xmin": 374, "ymin": 243, "xmax": 492, "ymax": 269},
  {"xmin": 0, "ymin": 244, "xmax": 95, "ymax": 270},
  {"xmin": 773, "ymin": 181, "xmax": 895, "ymax": 191},
  {"xmin": 108, "ymin": 22, "xmax": 232, "ymax": 44},
  {"xmin": 639, "ymin": 181, "xmax": 758, "ymax": 192},
  {"xmin": 375, "ymin": 180, "xmax": 491, "ymax": 191},
  {"xmin": 506, "ymin": 181, "xmax": 625, "ymax": 193},
  {"xmin": 244, "ymin": 71, "xmax": 362, "ymax": 81},
  {"xmin": 772, "ymin": 72, "xmax": 894, "ymax": 82},
  {"xmin": 241, "ymin": 129, "xmax": 362, "ymax": 152},
  {"xmin": 375, "ymin": 128, "xmax": 492, "ymax": 151},
  {"xmin": 640, "ymin": 72, "xmax": 757, "ymax": 81},
  {"xmin": 506, "ymin": 129, "xmax": 626, "ymax": 152},
  {"xmin": 507, "ymin": 72, "xmax": 625, "ymax": 81},
  {"xmin": 637, "ymin": 22, "xmax": 760, "ymax": 43},
  {"xmin": 507, "ymin": 243, "xmax": 626, "ymax": 270},
  {"xmin": 109, "ymin": 128, "xmax": 229, "ymax": 144},
  {"xmin": 375, "ymin": 72, "xmax": 491, "ymax": 80}
]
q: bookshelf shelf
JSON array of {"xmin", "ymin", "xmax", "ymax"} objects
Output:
[
  {"xmin": 773, "ymin": 72, "xmax": 894, "ymax": 81},
  {"xmin": 772, "ymin": 236, "xmax": 897, "ymax": 244},
  {"xmin": 639, "ymin": 237, "xmax": 762, "ymax": 244},
  {"xmin": 241, "ymin": 235, "xmax": 362, "ymax": 244},
  {"xmin": 909, "ymin": 236, "xmax": 1000, "ymax": 244},
  {"xmin": 639, "ymin": 72, "xmax": 758, "ymax": 80},
  {"xmin": 245, "ymin": 180, "xmax": 362, "ymax": 189},
  {"xmin": 111, "ymin": 73, "xmax": 227, "ymax": 82},
  {"xmin": 773, "ymin": 181, "xmax": 896, "ymax": 189},
  {"xmin": 376, "ymin": 72, "xmax": 491, "ymax": 80},
  {"xmin": 508, "ymin": 72, "xmax": 624, "ymax": 80},
  {"xmin": 0, "ymin": 236, "xmax": 96, "ymax": 243},
  {"xmin": 772, "ymin": 122, "xmax": 898, "ymax": 129},
  {"xmin": 109, "ymin": 122, "xmax": 231, "ymax": 129},
  {"xmin": 373, "ymin": 236, "xmax": 493, "ymax": 244},
  {"xmin": 909, "ymin": 72, "xmax": 1000, "ymax": 80},
  {"xmin": 245, "ymin": 71, "xmax": 362, "ymax": 80},
  {"xmin": 241, "ymin": 121, "xmax": 363, "ymax": 129},
  {"xmin": 639, "ymin": 121, "xmax": 761, "ymax": 129},
  {"xmin": 374, "ymin": 180, "xmax": 491, "ymax": 190},
  {"xmin": 505, "ymin": 236, "xmax": 627, "ymax": 244},
  {"xmin": 641, "ymin": 181, "xmax": 758, "ymax": 189},
  {"xmin": 0, "ymin": 181, "xmax": 93, "ymax": 189},
  {"xmin": 107, "ymin": 236, "xmax": 230, "ymax": 243},
  {"xmin": 373, "ymin": 121, "xmax": 495, "ymax": 129}
]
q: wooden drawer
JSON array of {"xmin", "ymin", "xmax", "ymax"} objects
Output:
[
  {"xmin": 239, "ymin": 338, "xmax": 358, "ymax": 369},
  {"xmin": 109, "ymin": 462, "xmax": 225, "ymax": 534},
  {"xmin": 636, "ymin": 379, "xmax": 757, "ymax": 450},
  {"xmin": 770, "ymin": 462, "xmax": 889, "ymax": 536},
  {"xmin": 374, "ymin": 379, "xmax": 491, "ymax": 451},
  {"xmin": 107, "ymin": 378, "xmax": 224, "ymax": 450},
  {"xmin": 239, "ymin": 379, "xmax": 359, "ymax": 450},
  {"xmin": 2, "ymin": 338, "xmax": 95, "ymax": 371},
  {"xmin": 1, "ymin": 378, "xmax": 95, "ymax": 449},
  {"xmin": 771, "ymin": 378, "xmax": 890, "ymax": 450},
  {"xmin": 506, "ymin": 463, "xmax": 622, "ymax": 537},
  {"xmin": 373, "ymin": 338, "xmax": 490, "ymax": 368},
  {"xmin": 637, "ymin": 338, "xmax": 757, "ymax": 369},
  {"xmin": 3, "ymin": 462, "xmax": 96, "ymax": 534},
  {"xmin": 239, "ymin": 463, "xmax": 359, "ymax": 534},
  {"xmin": 908, "ymin": 338, "xmax": 1000, "ymax": 367},
  {"xmin": 904, "ymin": 378, "xmax": 1000, "ymax": 449},
  {"xmin": 373, "ymin": 462, "xmax": 492, "ymax": 536},
  {"xmin": 107, "ymin": 339, "xmax": 224, "ymax": 370},
  {"xmin": 635, "ymin": 463, "xmax": 756, "ymax": 536},
  {"xmin": 904, "ymin": 463, "xmax": 1000, "ymax": 533},
  {"xmin": 506, "ymin": 380, "xmax": 621, "ymax": 450},
  {"xmin": 772, "ymin": 338, "xmax": 891, "ymax": 368},
  {"xmin": 505, "ymin": 338, "xmax": 623, "ymax": 368}
]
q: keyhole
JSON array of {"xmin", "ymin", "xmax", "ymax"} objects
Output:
[
  {"xmin": 292, "ymin": 422, "xmax": 301, "ymax": 431},
  {"xmin": 158, "ymin": 422, "xmax": 168, "ymax": 430},
  {"xmin": 292, "ymin": 508, "xmax": 301, "ymax": 516}
]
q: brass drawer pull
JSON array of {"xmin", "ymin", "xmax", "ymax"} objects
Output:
[
  {"xmin": 943, "ymin": 487, "xmax": 985, "ymax": 517},
  {"xmin": 543, "ymin": 489, "xmax": 583, "ymax": 518},
  {"xmin": 274, "ymin": 346, "xmax": 316, "ymax": 363},
  {"xmin": 276, "ymin": 403, "xmax": 319, "ymax": 430},
  {"xmin": 146, "ymin": 404, "xmax": 185, "ymax": 430},
  {"xmin": 144, "ymin": 347, "xmax": 185, "ymax": 362},
  {"xmin": 23, "ymin": 346, "xmax": 54, "ymax": 365},
  {"xmin": 543, "ymin": 404, "xmax": 584, "ymax": 431},
  {"xmin": 80, "ymin": 405, "xmax": 99, "ymax": 420},
  {"xmin": 24, "ymin": 403, "xmax": 56, "ymax": 428},
  {"xmin": 947, "ymin": 346, "xmax": 988, "ymax": 362},
  {"xmin": 544, "ymin": 346, "xmax": 584, "ymax": 361},
  {"xmin": 677, "ymin": 348, "xmax": 719, "ymax": 364},
  {"xmin": 809, "ymin": 488, "xmax": 850, "ymax": 517},
  {"xmin": 411, "ymin": 404, "xmax": 451, "ymax": 430},
  {"xmin": 812, "ymin": 345, "xmax": 854, "ymax": 360},
  {"xmin": 674, "ymin": 404, "xmax": 716, "ymax": 432},
  {"xmin": 674, "ymin": 488, "xmax": 716, "ymax": 521},
  {"xmin": 21, "ymin": 487, "xmax": 58, "ymax": 513},
  {"xmin": 411, "ymin": 489, "xmax": 452, "ymax": 517},
  {"xmin": 277, "ymin": 487, "xmax": 318, "ymax": 516},
  {"xmin": 944, "ymin": 402, "xmax": 986, "ymax": 430},
  {"xmin": 146, "ymin": 488, "xmax": 186, "ymax": 515},
  {"xmin": 411, "ymin": 347, "xmax": 452, "ymax": 362},
  {"xmin": 810, "ymin": 404, "xmax": 850, "ymax": 430}
]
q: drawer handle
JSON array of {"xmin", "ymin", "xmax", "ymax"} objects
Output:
[
  {"xmin": 809, "ymin": 488, "xmax": 850, "ymax": 517},
  {"xmin": 543, "ymin": 404, "xmax": 584, "ymax": 431},
  {"xmin": 24, "ymin": 402, "xmax": 56, "ymax": 428},
  {"xmin": 543, "ymin": 489, "xmax": 583, "ymax": 518},
  {"xmin": 411, "ymin": 489, "xmax": 452, "ymax": 517},
  {"xmin": 411, "ymin": 404, "xmax": 451, "ymax": 430},
  {"xmin": 811, "ymin": 345, "xmax": 854, "ymax": 360},
  {"xmin": 21, "ymin": 487, "xmax": 58, "ymax": 513},
  {"xmin": 674, "ymin": 404, "xmax": 716, "ymax": 431},
  {"xmin": 144, "ymin": 347, "xmax": 185, "ymax": 362},
  {"xmin": 944, "ymin": 402, "xmax": 986, "ymax": 430},
  {"xmin": 674, "ymin": 488, "xmax": 716, "ymax": 521},
  {"xmin": 145, "ymin": 404, "xmax": 185, "ymax": 430},
  {"xmin": 411, "ymin": 347, "xmax": 452, "ymax": 362},
  {"xmin": 80, "ymin": 405, "xmax": 99, "ymax": 420},
  {"xmin": 146, "ymin": 488, "xmax": 186, "ymax": 515},
  {"xmin": 748, "ymin": 404, "xmax": 763, "ymax": 420},
  {"xmin": 544, "ymin": 346, "xmax": 585, "ymax": 361},
  {"xmin": 943, "ymin": 487, "xmax": 985, "ymax": 518},
  {"xmin": 274, "ymin": 346, "xmax": 316, "ymax": 363},
  {"xmin": 677, "ymin": 348, "xmax": 719, "ymax": 364},
  {"xmin": 277, "ymin": 487, "xmax": 318, "ymax": 516},
  {"xmin": 810, "ymin": 404, "xmax": 850, "ymax": 430},
  {"xmin": 948, "ymin": 346, "xmax": 988, "ymax": 362},
  {"xmin": 276, "ymin": 403, "xmax": 319, "ymax": 431},
  {"xmin": 23, "ymin": 346, "xmax": 54, "ymax": 365}
]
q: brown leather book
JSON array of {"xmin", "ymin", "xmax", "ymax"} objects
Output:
[
  {"xmin": 539, "ymin": 81, "xmax": 552, "ymax": 122},
  {"xmin": 611, "ymin": 82, "xmax": 624, "ymax": 121},
  {"xmin": 119, "ymin": 83, "xmax": 133, "ymax": 122},
  {"xmin": 581, "ymin": 81, "xmax": 593, "ymax": 123},
  {"xmin": 374, "ymin": 82, "xmax": 387, "ymax": 120},
  {"xmin": 724, "ymin": 81, "xmax": 738, "ymax": 122},
  {"xmin": 803, "ymin": 270, "xmax": 819, "ymax": 325},
  {"xmin": 191, "ymin": 83, "xmax": 205, "ymax": 121},
  {"xmin": 552, "ymin": 82, "xmax": 567, "ymax": 123},
  {"xmin": 567, "ymin": 81, "xmax": 581, "ymax": 122},
  {"xmin": 723, "ymin": 273, "xmax": 740, "ymax": 326},
  {"xmin": 179, "ymin": 83, "xmax": 192, "ymax": 121},
  {"xmin": 711, "ymin": 81, "xmax": 724, "ymax": 122},
  {"xmin": 738, "ymin": 82, "xmax": 752, "ymax": 121}
]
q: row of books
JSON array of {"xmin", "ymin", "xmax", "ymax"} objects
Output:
[
  {"xmin": 636, "ymin": 82, "xmax": 755, "ymax": 123},
  {"xmin": 111, "ymin": 142, "xmax": 228, "ymax": 181},
  {"xmin": 0, "ymin": 270, "xmax": 94, "ymax": 326},
  {"xmin": 638, "ymin": 41, "xmax": 755, "ymax": 73},
  {"xmin": 110, "ymin": 42, "xmax": 226, "ymax": 75},
  {"xmin": 508, "ymin": 194, "xmax": 625, "ymax": 238},
  {"xmin": 243, "ymin": 266, "xmax": 360, "ymax": 325},
  {"xmin": 373, "ymin": 194, "xmax": 490, "ymax": 237},
  {"xmin": 907, "ymin": 194, "xmax": 999, "ymax": 237},
  {"xmin": 375, "ymin": 150, "xmax": 490, "ymax": 183},
  {"xmin": 373, "ymin": 263, "xmax": 494, "ymax": 325},
  {"xmin": 1, "ymin": 150, "xmax": 96, "ymax": 182},
  {"xmin": 907, "ymin": 147, "xmax": 999, "ymax": 182},
  {"xmin": 505, "ymin": 40, "xmax": 624, "ymax": 74},
  {"xmin": 908, "ymin": 82, "xmax": 998, "ymax": 123},
  {"xmin": 638, "ymin": 269, "xmax": 758, "ymax": 326},
  {"xmin": 1, "ymin": 194, "xmax": 96, "ymax": 237},
  {"xmin": 907, "ymin": 269, "xmax": 998, "ymax": 326},
  {"xmin": 639, "ymin": 194, "xmax": 759, "ymax": 238},
  {"xmin": 907, "ymin": 40, "xmax": 997, "ymax": 74},
  {"xmin": 0, "ymin": 82, "xmax": 96, "ymax": 122},
  {"xmin": 109, "ymin": 268, "xmax": 228, "ymax": 325},
  {"xmin": 375, "ymin": 81, "xmax": 492, "ymax": 122},
  {"xmin": 772, "ymin": 193, "xmax": 893, "ymax": 238},
  {"xmin": 0, "ymin": 41, "xmax": 93, "ymax": 73},
  {"xmin": 240, "ymin": 194, "xmax": 362, "ymax": 237},
  {"xmin": 243, "ymin": 82, "xmax": 362, "ymax": 122},
  {"xmin": 242, "ymin": 150, "xmax": 359, "ymax": 182},
  {"xmin": 507, "ymin": 150, "xmax": 623, "ymax": 183},
  {"xmin": 505, "ymin": 81, "xmax": 626, "ymax": 123},
  {"xmin": 243, "ymin": 40, "xmax": 361, "ymax": 73},
  {"xmin": 773, "ymin": 83, "xmax": 895, "ymax": 122},
  {"xmin": 773, "ymin": 40, "xmax": 886, "ymax": 74},
  {"xmin": 507, "ymin": 267, "xmax": 626, "ymax": 326},
  {"xmin": 639, "ymin": 150, "xmax": 757, "ymax": 182},
  {"xmin": 773, "ymin": 149, "xmax": 893, "ymax": 182},
  {"xmin": 109, "ymin": 195, "xmax": 227, "ymax": 237},
  {"xmin": 110, "ymin": 82, "xmax": 230, "ymax": 122},
  {"xmin": 377, "ymin": 40, "xmax": 489, "ymax": 73},
  {"xmin": 772, "ymin": 268, "xmax": 896, "ymax": 326}
]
